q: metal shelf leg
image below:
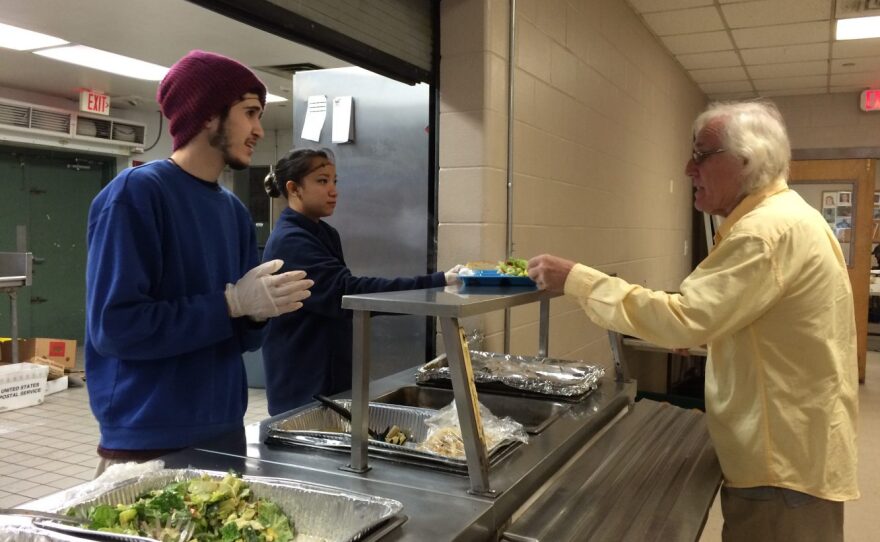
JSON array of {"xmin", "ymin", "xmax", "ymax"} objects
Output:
[
  {"xmin": 439, "ymin": 317, "xmax": 494, "ymax": 497},
  {"xmin": 344, "ymin": 309, "xmax": 371, "ymax": 473}
]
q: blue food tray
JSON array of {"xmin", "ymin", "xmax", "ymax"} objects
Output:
[{"xmin": 460, "ymin": 270, "xmax": 536, "ymax": 287}]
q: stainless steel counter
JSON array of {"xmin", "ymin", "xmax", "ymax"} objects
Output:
[
  {"xmin": 165, "ymin": 368, "xmax": 639, "ymax": 541},
  {"xmin": 24, "ymin": 368, "xmax": 720, "ymax": 541},
  {"xmin": 21, "ymin": 283, "xmax": 721, "ymax": 541},
  {"xmin": 158, "ymin": 367, "xmax": 720, "ymax": 541}
]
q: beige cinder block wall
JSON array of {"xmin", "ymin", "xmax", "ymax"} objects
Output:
[
  {"xmin": 438, "ymin": 0, "xmax": 705, "ymax": 372},
  {"xmin": 772, "ymin": 93, "xmax": 880, "ymax": 150}
]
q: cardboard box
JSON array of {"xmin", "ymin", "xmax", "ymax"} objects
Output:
[
  {"xmin": 46, "ymin": 375, "xmax": 68, "ymax": 395},
  {"xmin": 0, "ymin": 362, "xmax": 48, "ymax": 412},
  {"xmin": 0, "ymin": 338, "xmax": 77, "ymax": 368}
]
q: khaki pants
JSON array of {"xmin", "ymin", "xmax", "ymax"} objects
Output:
[{"xmin": 721, "ymin": 485, "xmax": 843, "ymax": 542}]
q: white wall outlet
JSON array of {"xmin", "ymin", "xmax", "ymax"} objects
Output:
[
  {"xmin": 683, "ymin": 239, "xmax": 689, "ymax": 256},
  {"xmin": 669, "ymin": 179, "xmax": 674, "ymax": 193}
]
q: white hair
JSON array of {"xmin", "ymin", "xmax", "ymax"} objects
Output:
[{"xmin": 693, "ymin": 101, "xmax": 791, "ymax": 194}]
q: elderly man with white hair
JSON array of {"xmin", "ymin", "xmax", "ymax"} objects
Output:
[{"xmin": 528, "ymin": 101, "xmax": 858, "ymax": 542}]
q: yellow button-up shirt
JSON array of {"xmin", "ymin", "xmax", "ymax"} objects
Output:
[{"xmin": 564, "ymin": 179, "xmax": 859, "ymax": 500}]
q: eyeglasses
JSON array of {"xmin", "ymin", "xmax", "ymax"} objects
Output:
[{"xmin": 692, "ymin": 148, "xmax": 726, "ymax": 165}]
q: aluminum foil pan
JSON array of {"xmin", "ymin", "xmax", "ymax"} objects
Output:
[
  {"xmin": 266, "ymin": 401, "xmax": 520, "ymax": 474},
  {"xmin": 0, "ymin": 468, "xmax": 403, "ymax": 542},
  {"xmin": 416, "ymin": 351, "xmax": 605, "ymax": 400}
]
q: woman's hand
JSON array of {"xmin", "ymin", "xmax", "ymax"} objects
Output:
[{"xmin": 445, "ymin": 264, "xmax": 464, "ymax": 285}]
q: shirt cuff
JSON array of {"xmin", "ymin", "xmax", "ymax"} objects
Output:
[{"xmin": 563, "ymin": 263, "xmax": 608, "ymax": 298}]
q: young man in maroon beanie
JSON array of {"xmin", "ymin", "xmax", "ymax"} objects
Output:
[{"xmin": 85, "ymin": 50, "xmax": 314, "ymax": 475}]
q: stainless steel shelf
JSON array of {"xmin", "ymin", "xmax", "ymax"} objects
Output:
[
  {"xmin": 341, "ymin": 285, "xmax": 554, "ymax": 318},
  {"xmin": 342, "ymin": 285, "xmax": 561, "ymax": 495}
]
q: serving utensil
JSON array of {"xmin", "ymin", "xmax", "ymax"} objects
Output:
[
  {"xmin": 313, "ymin": 394, "xmax": 408, "ymax": 444},
  {"xmin": 0, "ymin": 507, "xmax": 84, "ymax": 524}
]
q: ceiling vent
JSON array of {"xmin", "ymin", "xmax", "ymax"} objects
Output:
[
  {"xmin": 0, "ymin": 97, "xmax": 147, "ymax": 156},
  {"xmin": 257, "ymin": 63, "xmax": 323, "ymax": 79}
]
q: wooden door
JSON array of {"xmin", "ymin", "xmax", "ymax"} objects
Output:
[{"xmin": 789, "ymin": 159, "xmax": 875, "ymax": 383}]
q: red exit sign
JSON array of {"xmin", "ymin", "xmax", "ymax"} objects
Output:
[
  {"xmin": 79, "ymin": 89, "xmax": 110, "ymax": 116},
  {"xmin": 861, "ymin": 89, "xmax": 880, "ymax": 112}
]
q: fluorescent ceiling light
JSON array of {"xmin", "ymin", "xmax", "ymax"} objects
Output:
[
  {"xmin": 836, "ymin": 16, "xmax": 880, "ymax": 40},
  {"xmin": 34, "ymin": 45, "xmax": 169, "ymax": 81},
  {"xmin": 0, "ymin": 22, "xmax": 68, "ymax": 50},
  {"xmin": 266, "ymin": 93, "xmax": 287, "ymax": 103}
]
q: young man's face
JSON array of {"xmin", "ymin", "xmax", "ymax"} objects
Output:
[
  {"xmin": 209, "ymin": 93, "xmax": 264, "ymax": 170},
  {"xmin": 685, "ymin": 118, "xmax": 747, "ymax": 217}
]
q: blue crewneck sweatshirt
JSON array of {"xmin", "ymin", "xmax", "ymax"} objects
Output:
[
  {"xmin": 85, "ymin": 159, "xmax": 262, "ymax": 450},
  {"xmin": 261, "ymin": 208, "xmax": 445, "ymax": 415}
]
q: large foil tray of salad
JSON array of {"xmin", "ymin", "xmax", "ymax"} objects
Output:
[{"xmin": 0, "ymin": 469, "xmax": 403, "ymax": 542}]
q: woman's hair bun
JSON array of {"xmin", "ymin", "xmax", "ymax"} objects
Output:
[{"xmin": 263, "ymin": 169, "xmax": 280, "ymax": 197}]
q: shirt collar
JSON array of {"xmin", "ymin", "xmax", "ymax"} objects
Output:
[
  {"xmin": 713, "ymin": 177, "xmax": 789, "ymax": 247},
  {"xmin": 282, "ymin": 207, "xmax": 321, "ymax": 233}
]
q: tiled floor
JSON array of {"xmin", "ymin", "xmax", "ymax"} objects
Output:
[
  {"xmin": 1, "ymin": 355, "xmax": 877, "ymax": 541},
  {"xmin": 0, "ymin": 376, "xmax": 269, "ymax": 509}
]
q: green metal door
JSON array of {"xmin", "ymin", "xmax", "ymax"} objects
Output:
[{"xmin": 0, "ymin": 146, "xmax": 113, "ymax": 342}]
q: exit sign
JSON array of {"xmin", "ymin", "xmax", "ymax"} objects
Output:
[
  {"xmin": 79, "ymin": 89, "xmax": 110, "ymax": 116},
  {"xmin": 861, "ymin": 89, "xmax": 880, "ymax": 112}
]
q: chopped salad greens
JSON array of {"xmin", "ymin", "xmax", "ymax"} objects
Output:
[
  {"xmin": 72, "ymin": 472, "xmax": 294, "ymax": 542},
  {"xmin": 497, "ymin": 258, "xmax": 528, "ymax": 277}
]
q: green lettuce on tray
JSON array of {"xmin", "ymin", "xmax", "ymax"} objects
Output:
[{"xmin": 74, "ymin": 472, "xmax": 294, "ymax": 542}]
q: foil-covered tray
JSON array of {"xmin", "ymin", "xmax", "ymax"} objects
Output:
[
  {"xmin": 266, "ymin": 401, "xmax": 521, "ymax": 474},
  {"xmin": 0, "ymin": 468, "xmax": 404, "ymax": 542},
  {"xmin": 416, "ymin": 351, "xmax": 605, "ymax": 402}
]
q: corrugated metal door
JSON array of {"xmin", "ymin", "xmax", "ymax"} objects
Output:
[{"xmin": 0, "ymin": 147, "xmax": 111, "ymax": 342}]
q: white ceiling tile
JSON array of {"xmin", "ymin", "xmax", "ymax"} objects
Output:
[
  {"xmin": 740, "ymin": 43, "xmax": 829, "ymax": 65},
  {"xmin": 754, "ymin": 75, "xmax": 828, "ymax": 91},
  {"xmin": 832, "ymin": 57, "xmax": 880, "ymax": 73},
  {"xmin": 732, "ymin": 22, "xmax": 830, "ymax": 49},
  {"xmin": 629, "ymin": 0, "xmax": 877, "ymax": 98},
  {"xmin": 830, "ymin": 72, "xmax": 880, "ymax": 87},
  {"xmin": 643, "ymin": 6, "xmax": 725, "ymax": 36},
  {"xmin": 761, "ymin": 87, "xmax": 829, "ymax": 97},
  {"xmin": 747, "ymin": 61, "xmax": 827, "ymax": 79},
  {"xmin": 829, "ymin": 85, "xmax": 871, "ymax": 94},
  {"xmin": 832, "ymin": 38, "xmax": 880, "ymax": 59},
  {"xmin": 690, "ymin": 66, "xmax": 748, "ymax": 83},
  {"xmin": 627, "ymin": 0, "xmax": 714, "ymax": 14},
  {"xmin": 722, "ymin": 0, "xmax": 832, "ymax": 28},
  {"xmin": 677, "ymin": 50, "xmax": 741, "ymax": 70},
  {"xmin": 708, "ymin": 91, "xmax": 761, "ymax": 101},
  {"xmin": 699, "ymin": 81, "xmax": 754, "ymax": 94},
  {"xmin": 661, "ymin": 31, "xmax": 733, "ymax": 54}
]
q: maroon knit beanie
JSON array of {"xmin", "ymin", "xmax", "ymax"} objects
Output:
[{"xmin": 157, "ymin": 50, "xmax": 267, "ymax": 150}]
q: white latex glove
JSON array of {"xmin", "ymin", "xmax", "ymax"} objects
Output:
[
  {"xmin": 225, "ymin": 259, "xmax": 313, "ymax": 320},
  {"xmin": 444, "ymin": 264, "xmax": 464, "ymax": 285}
]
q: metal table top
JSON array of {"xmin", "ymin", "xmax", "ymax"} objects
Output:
[
  {"xmin": 0, "ymin": 276, "xmax": 27, "ymax": 289},
  {"xmin": 341, "ymin": 285, "xmax": 560, "ymax": 317}
]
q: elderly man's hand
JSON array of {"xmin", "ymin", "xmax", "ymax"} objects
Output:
[{"xmin": 527, "ymin": 254, "xmax": 575, "ymax": 292}]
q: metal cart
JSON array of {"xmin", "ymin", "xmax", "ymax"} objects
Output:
[{"xmin": 0, "ymin": 252, "xmax": 32, "ymax": 363}]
